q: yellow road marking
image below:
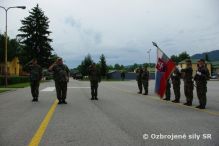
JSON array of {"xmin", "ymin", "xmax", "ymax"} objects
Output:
[
  {"xmin": 108, "ymin": 86, "xmax": 219, "ymax": 117},
  {"xmin": 29, "ymin": 99, "xmax": 58, "ymax": 146}
]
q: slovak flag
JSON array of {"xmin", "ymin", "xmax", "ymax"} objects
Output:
[{"xmin": 155, "ymin": 47, "xmax": 175, "ymax": 98}]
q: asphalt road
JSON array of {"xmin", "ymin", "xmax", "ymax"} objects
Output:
[{"xmin": 0, "ymin": 79, "xmax": 218, "ymax": 146}]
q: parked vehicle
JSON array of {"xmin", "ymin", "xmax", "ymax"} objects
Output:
[{"xmin": 72, "ymin": 73, "xmax": 83, "ymax": 80}]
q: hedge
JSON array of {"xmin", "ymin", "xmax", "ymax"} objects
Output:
[{"xmin": 0, "ymin": 76, "xmax": 29, "ymax": 86}]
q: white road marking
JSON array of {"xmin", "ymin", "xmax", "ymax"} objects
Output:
[
  {"xmin": 41, "ymin": 87, "xmax": 55, "ymax": 92},
  {"xmin": 68, "ymin": 87, "xmax": 90, "ymax": 89},
  {"xmin": 41, "ymin": 86, "xmax": 90, "ymax": 92}
]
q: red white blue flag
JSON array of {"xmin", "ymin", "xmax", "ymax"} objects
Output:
[{"xmin": 155, "ymin": 47, "xmax": 175, "ymax": 98}]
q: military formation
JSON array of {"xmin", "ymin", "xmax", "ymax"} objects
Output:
[
  {"xmin": 135, "ymin": 59, "xmax": 210, "ymax": 109},
  {"xmin": 27, "ymin": 57, "xmax": 209, "ymax": 109}
]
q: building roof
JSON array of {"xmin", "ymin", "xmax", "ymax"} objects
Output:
[{"xmin": 179, "ymin": 59, "xmax": 210, "ymax": 64}]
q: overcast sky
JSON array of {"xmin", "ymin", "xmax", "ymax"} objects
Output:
[{"xmin": 1, "ymin": 0, "xmax": 219, "ymax": 68}]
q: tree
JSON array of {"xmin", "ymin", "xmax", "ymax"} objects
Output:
[
  {"xmin": 205, "ymin": 53, "xmax": 209, "ymax": 62},
  {"xmin": 99, "ymin": 54, "xmax": 108, "ymax": 77},
  {"xmin": 78, "ymin": 54, "xmax": 93, "ymax": 76},
  {"xmin": 170, "ymin": 55, "xmax": 179, "ymax": 64},
  {"xmin": 114, "ymin": 64, "xmax": 121, "ymax": 70},
  {"xmin": 0, "ymin": 34, "xmax": 21, "ymax": 62},
  {"xmin": 17, "ymin": 4, "xmax": 53, "ymax": 68},
  {"xmin": 170, "ymin": 52, "xmax": 190, "ymax": 64},
  {"xmin": 178, "ymin": 51, "xmax": 190, "ymax": 62}
]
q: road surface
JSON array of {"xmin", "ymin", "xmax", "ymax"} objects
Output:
[{"xmin": 0, "ymin": 79, "xmax": 218, "ymax": 146}]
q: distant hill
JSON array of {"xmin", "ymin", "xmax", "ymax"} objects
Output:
[{"xmin": 191, "ymin": 50, "xmax": 219, "ymax": 61}]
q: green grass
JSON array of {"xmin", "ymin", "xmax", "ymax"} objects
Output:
[
  {"xmin": 0, "ymin": 89, "xmax": 10, "ymax": 93},
  {"xmin": 0, "ymin": 82, "xmax": 30, "ymax": 88},
  {"xmin": 0, "ymin": 80, "xmax": 50, "ymax": 89}
]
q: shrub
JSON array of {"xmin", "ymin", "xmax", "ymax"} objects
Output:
[{"xmin": 0, "ymin": 76, "xmax": 29, "ymax": 86}]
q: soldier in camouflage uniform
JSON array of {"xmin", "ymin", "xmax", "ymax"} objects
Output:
[
  {"xmin": 141, "ymin": 66, "xmax": 149, "ymax": 95},
  {"xmin": 26, "ymin": 59, "xmax": 42, "ymax": 102},
  {"xmin": 194, "ymin": 59, "xmax": 210, "ymax": 109},
  {"xmin": 136, "ymin": 68, "xmax": 143, "ymax": 94},
  {"xmin": 171, "ymin": 66, "xmax": 181, "ymax": 103},
  {"xmin": 88, "ymin": 63, "xmax": 101, "ymax": 100},
  {"xmin": 49, "ymin": 58, "xmax": 70, "ymax": 104},
  {"xmin": 163, "ymin": 78, "xmax": 171, "ymax": 101},
  {"xmin": 181, "ymin": 59, "xmax": 193, "ymax": 106}
]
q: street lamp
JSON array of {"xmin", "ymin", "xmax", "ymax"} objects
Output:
[{"xmin": 0, "ymin": 5, "xmax": 26, "ymax": 86}]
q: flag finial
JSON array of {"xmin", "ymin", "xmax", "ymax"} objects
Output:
[{"xmin": 152, "ymin": 41, "xmax": 158, "ymax": 48}]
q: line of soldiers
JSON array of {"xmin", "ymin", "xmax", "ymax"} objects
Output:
[
  {"xmin": 164, "ymin": 59, "xmax": 210, "ymax": 109},
  {"xmin": 136, "ymin": 66, "xmax": 150, "ymax": 95},
  {"xmin": 27, "ymin": 58, "xmax": 101, "ymax": 104}
]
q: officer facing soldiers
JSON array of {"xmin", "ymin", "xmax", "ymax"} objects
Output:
[
  {"xmin": 136, "ymin": 68, "xmax": 143, "ymax": 94},
  {"xmin": 88, "ymin": 63, "xmax": 101, "ymax": 100},
  {"xmin": 181, "ymin": 59, "xmax": 193, "ymax": 106},
  {"xmin": 49, "ymin": 58, "xmax": 70, "ymax": 104},
  {"xmin": 171, "ymin": 66, "xmax": 181, "ymax": 103},
  {"xmin": 141, "ymin": 66, "xmax": 149, "ymax": 95},
  {"xmin": 194, "ymin": 59, "xmax": 210, "ymax": 109},
  {"xmin": 26, "ymin": 58, "xmax": 42, "ymax": 102}
]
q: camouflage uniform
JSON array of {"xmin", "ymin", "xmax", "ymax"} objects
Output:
[
  {"xmin": 164, "ymin": 79, "xmax": 171, "ymax": 100},
  {"xmin": 141, "ymin": 69, "xmax": 149, "ymax": 95},
  {"xmin": 51, "ymin": 64, "xmax": 70, "ymax": 103},
  {"xmin": 121, "ymin": 71, "xmax": 125, "ymax": 81},
  {"xmin": 89, "ymin": 65, "xmax": 101, "ymax": 100},
  {"xmin": 136, "ymin": 69, "xmax": 143, "ymax": 94},
  {"xmin": 27, "ymin": 63, "xmax": 42, "ymax": 101},
  {"xmin": 194, "ymin": 62, "xmax": 209, "ymax": 109},
  {"xmin": 171, "ymin": 68, "xmax": 181, "ymax": 102},
  {"xmin": 181, "ymin": 63, "xmax": 193, "ymax": 106}
]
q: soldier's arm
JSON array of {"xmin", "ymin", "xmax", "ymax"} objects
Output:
[
  {"xmin": 23, "ymin": 60, "xmax": 33, "ymax": 72},
  {"xmin": 48, "ymin": 62, "xmax": 56, "ymax": 72},
  {"xmin": 65, "ymin": 65, "xmax": 70, "ymax": 77}
]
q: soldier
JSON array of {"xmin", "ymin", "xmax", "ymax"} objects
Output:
[
  {"xmin": 181, "ymin": 59, "xmax": 193, "ymax": 106},
  {"xmin": 26, "ymin": 59, "xmax": 42, "ymax": 102},
  {"xmin": 49, "ymin": 58, "xmax": 70, "ymax": 104},
  {"xmin": 121, "ymin": 71, "xmax": 125, "ymax": 81},
  {"xmin": 136, "ymin": 68, "xmax": 143, "ymax": 94},
  {"xmin": 194, "ymin": 59, "xmax": 210, "ymax": 109},
  {"xmin": 141, "ymin": 66, "xmax": 149, "ymax": 95},
  {"xmin": 171, "ymin": 66, "xmax": 181, "ymax": 103},
  {"xmin": 163, "ymin": 78, "xmax": 171, "ymax": 101},
  {"xmin": 88, "ymin": 63, "xmax": 101, "ymax": 100}
]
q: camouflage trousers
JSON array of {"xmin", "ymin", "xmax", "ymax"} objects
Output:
[
  {"xmin": 173, "ymin": 83, "xmax": 180, "ymax": 101},
  {"xmin": 55, "ymin": 81, "xmax": 68, "ymax": 101},
  {"xmin": 142, "ymin": 81, "xmax": 148, "ymax": 94},
  {"xmin": 30, "ymin": 80, "xmax": 40, "ymax": 99},
  {"xmin": 137, "ymin": 81, "xmax": 142, "ymax": 93},
  {"xmin": 196, "ymin": 82, "xmax": 207, "ymax": 107},
  {"xmin": 90, "ymin": 81, "xmax": 98, "ymax": 97},
  {"xmin": 165, "ymin": 82, "xmax": 171, "ymax": 100},
  {"xmin": 184, "ymin": 81, "xmax": 193, "ymax": 104}
]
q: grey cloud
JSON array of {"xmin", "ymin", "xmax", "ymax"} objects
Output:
[
  {"xmin": 65, "ymin": 16, "xmax": 102, "ymax": 45},
  {"xmin": 65, "ymin": 17, "xmax": 81, "ymax": 28}
]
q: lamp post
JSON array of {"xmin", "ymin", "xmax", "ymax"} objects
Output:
[
  {"xmin": 0, "ymin": 6, "xmax": 26, "ymax": 87},
  {"xmin": 147, "ymin": 49, "xmax": 151, "ymax": 70}
]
